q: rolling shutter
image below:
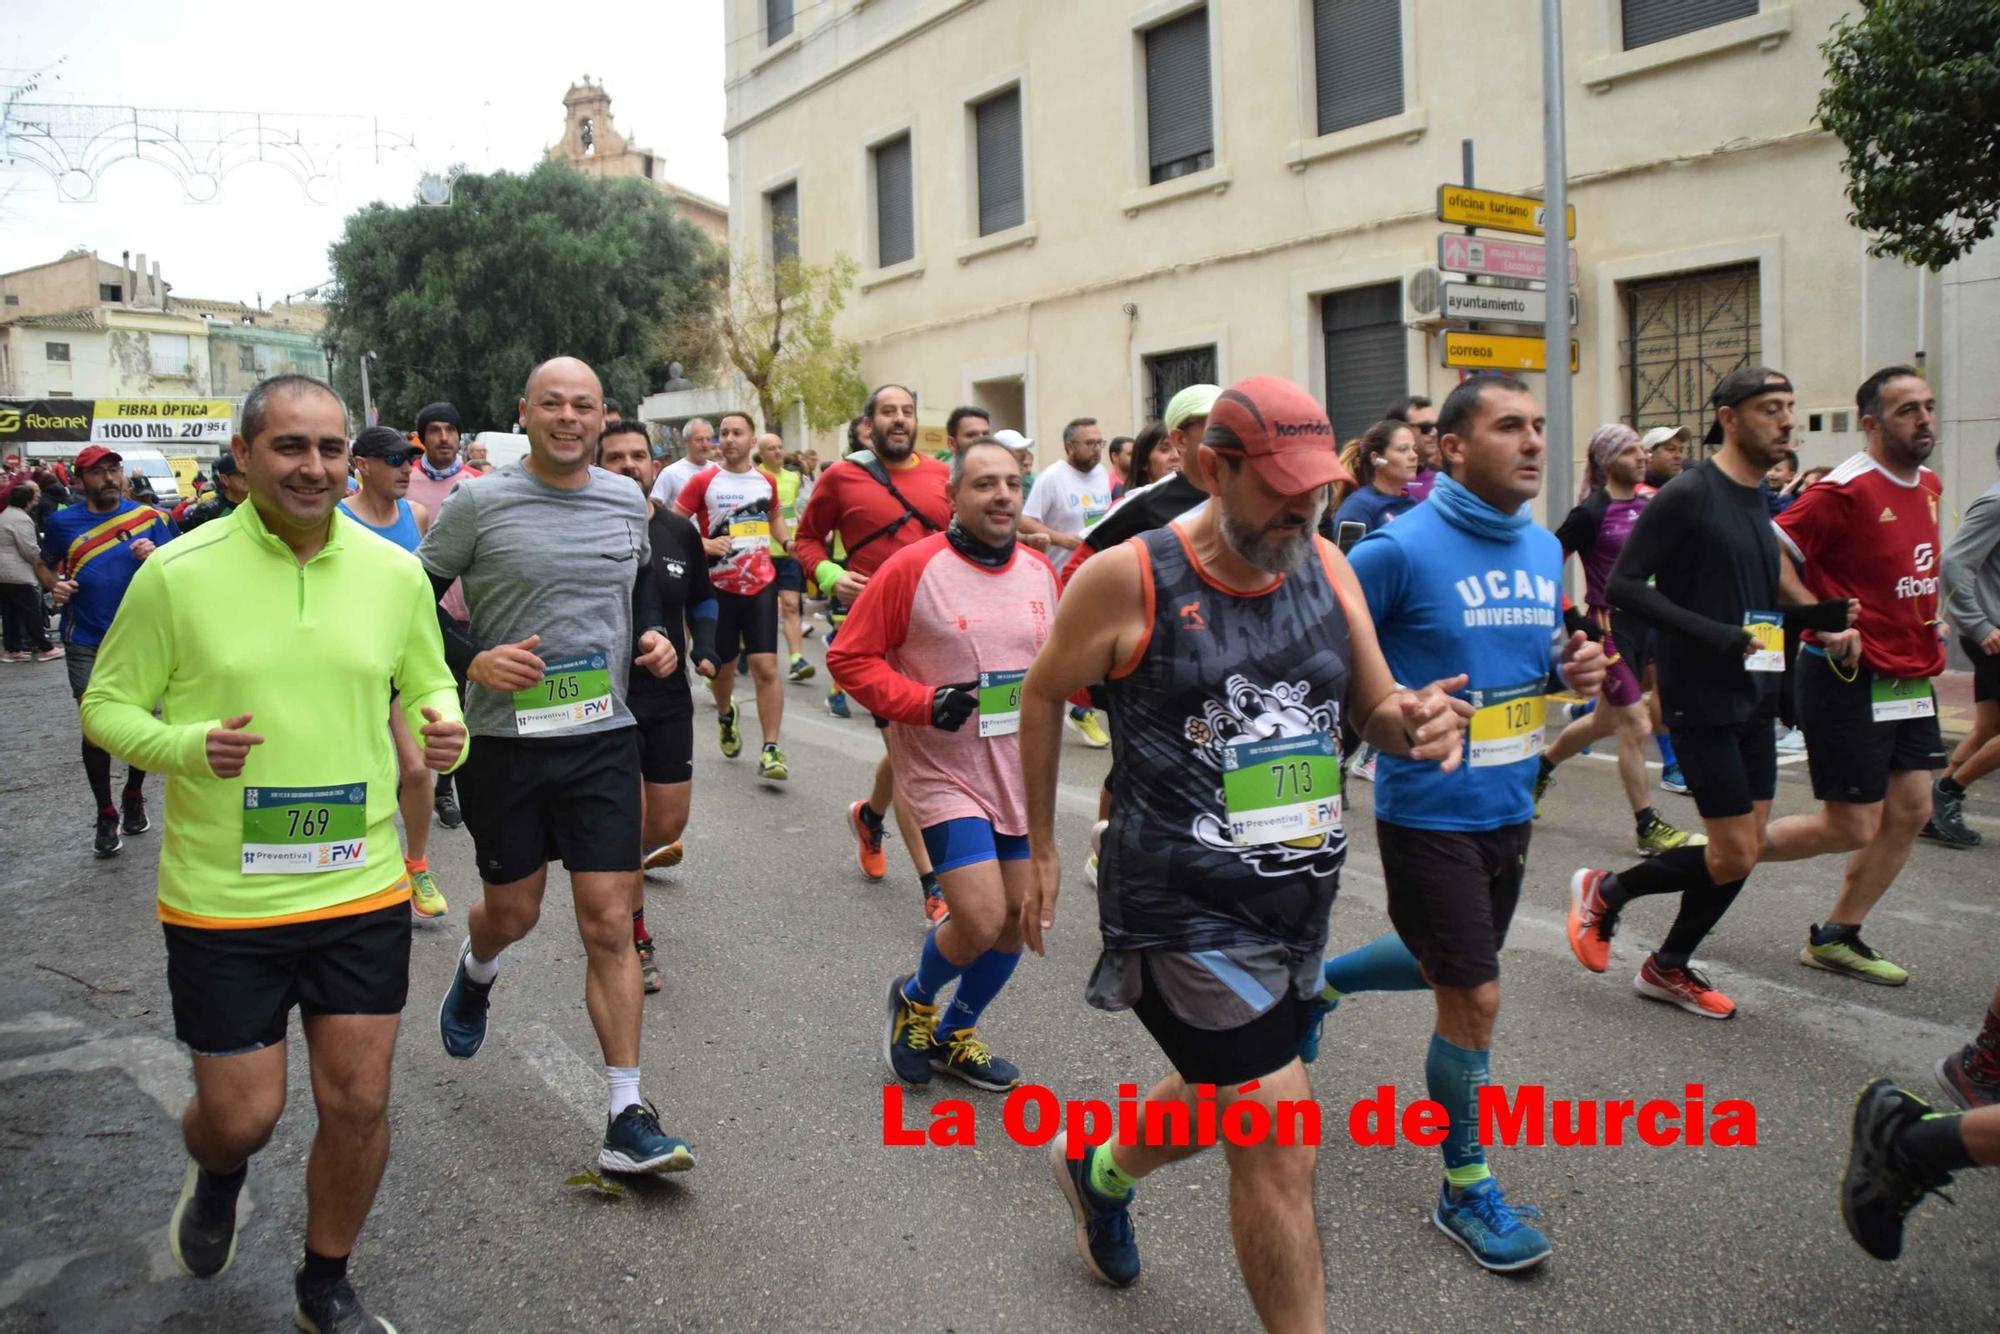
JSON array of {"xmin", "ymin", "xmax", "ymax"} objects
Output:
[
  {"xmin": 1145, "ymin": 9, "xmax": 1213, "ymax": 183},
  {"xmin": 1322, "ymin": 283, "xmax": 1406, "ymax": 442},
  {"xmin": 1621, "ymin": 0, "xmax": 1755, "ymax": 50},
  {"xmin": 767, "ymin": 0, "xmax": 794, "ymax": 44},
  {"xmin": 975, "ymin": 89, "xmax": 1025, "ymax": 236},
  {"xmin": 1314, "ymin": 0, "xmax": 1403, "ymax": 136},
  {"xmin": 874, "ymin": 135, "xmax": 914, "ymax": 267},
  {"xmin": 768, "ymin": 183, "xmax": 798, "ymax": 264}
]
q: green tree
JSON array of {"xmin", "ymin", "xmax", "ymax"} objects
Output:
[
  {"xmin": 1819, "ymin": 0, "xmax": 2000, "ymax": 270},
  {"xmin": 325, "ymin": 162, "xmax": 720, "ymax": 430},
  {"xmin": 698, "ymin": 249, "xmax": 867, "ymax": 437}
]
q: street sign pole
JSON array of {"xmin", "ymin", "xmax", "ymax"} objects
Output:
[{"xmin": 1540, "ymin": 0, "xmax": 1573, "ymax": 512}]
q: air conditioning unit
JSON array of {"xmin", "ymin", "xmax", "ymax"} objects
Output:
[{"xmin": 1404, "ymin": 266, "xmax": 1445, "ymax": 329}]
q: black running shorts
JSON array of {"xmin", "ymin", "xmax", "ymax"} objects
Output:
[
  {"xmin": 455, "ymin": 729, "xmax": 643, "ymax": 884},
  {"xmin": 1129, "ymin": 954, "xmax": 1318, "ymax": 1086},
  {"xmin": 630, "ymin": 693, "xmax": 694, "ymax": 786},
  {"xmin": 1669, "ymin": 717, "xmax": 1778, "ymax": 819},
  {"xmin": 1378, "ymin": 820, "xmax": 1531, "ymax": 990},
  {"xmin": 1962, "ymin": 635, "xmax": 1999, "ymax": 705},
  {"xmin": 163, "ymin": 900, "xmax": 411, "ymax": 1057},
  {"xmin": 715, "ymin": 584, "xmax": 780, "ymax": 658},
  {"xmin": 1796, "ymin": 650, "xmax": 1947, "ymax": 805}
]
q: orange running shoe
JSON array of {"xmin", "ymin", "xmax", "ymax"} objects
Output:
[
  {"xmin": 923, "ymin": 880, "xmax": 948, "ymax": 925},
  {"xmin": 1633, "ymin": 955, "xmax": 1736, "ymax": 1020},
  {"xmin": 1566, "ymin": 868, "xmax": 1615, "ymax": 974},
  {"xmin": 849, "ymin": 800, "xmax": 888, "ymax": 882}
]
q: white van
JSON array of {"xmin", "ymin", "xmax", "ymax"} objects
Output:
[
  {"xmin": 471, "ymin": 432, "xmax": 531, "ymax": 470},
  {"xmin": 116, "ymin": 448, "xmax": 184, "ymax": 503}
]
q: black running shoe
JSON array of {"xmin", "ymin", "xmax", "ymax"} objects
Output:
[
  {"xmin": 600, "ymin": 1100, "xmax": 695, "ymax": 1175},
  {"xmin": 1919, "ymin": 781, "xmax": 1981, "ymax": 848},
  {"xmin": 1050, "ymin": 1142, "xmax": 1140, "ymax": 1287},
  {"xmin": 1841, "ymin": 1079, "xmax": 1957, "ymax": 1261},
  {"xmin": 437, "ymin": 943, "xmax": 493, "ymax": 1059},
  {"xmin": 433, "ymin": 784, "xmax": 463, "ymax": 830},
  {"xmin": 121, "ymin": 792, "xmax": 151, "ymax": 835},
  {"xmin": 168, "ymin": 1157, "xmax": 242, "ymax": 1279},
  {"xmin": 93, "ymin": 809, "xmax": 123, "ymax": 859},
  {"xmin": 294, "ymin": 1269, "xmax": 397, "ymax": 1333}
]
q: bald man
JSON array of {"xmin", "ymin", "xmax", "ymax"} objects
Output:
[
  {"xmin": 418, "ymin": 355, "xmax": 696, "ymax": 1177},
  {"xmin": 756, "ymin": 431, "xmax": 813, "ymax": 681}
]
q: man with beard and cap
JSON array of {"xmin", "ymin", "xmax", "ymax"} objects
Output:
[
  {"xmin": 407, "ymin": 400, "xmax": 478, "ymax": 831},
  {"xmin": 1757, "ymin": 367, "xmax": 1948, "ymax": 986},
  {"xmin": 182, "ymin": 453, "xmax": 249, "ymax": 532},
  {"xmin": 1021, "ymin": 375, "xmax": 1471, "ymax": 1317},
  {"xmin": 1301, "ymin": 375, "xmax": 1604, "ymax": 1274},
  {"xmin": 38, "ymin": 443, "xmax": 178, "ymax": 857},
  {"xmin": 831, "ymin": 439, "xmax": 1060, "ymax": 1091},
  {"xmin": 1568, "ymin": 367, "xmax": 1855, "ymax": 1019},
  {"xmin": 793, "ymin": 384, "xmax": 954, "ymax": 919}
]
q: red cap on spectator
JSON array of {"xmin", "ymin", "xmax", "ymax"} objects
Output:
[{"xmin": 73, "ymin": 445, "xmax": 123, "ymax": 472}]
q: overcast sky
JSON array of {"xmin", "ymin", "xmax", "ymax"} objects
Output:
[{"xmin": 0, "ymin": 0, "xmax": 730, "ymax": 306}]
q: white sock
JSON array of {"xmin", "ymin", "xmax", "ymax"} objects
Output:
[
  {"xmin": 606, "ymin": 1066, "xmax": 642, "ymax": 1119},
  {"xmin": 460, "ymin": 939, "xmax": 500, "ymax": 985}
]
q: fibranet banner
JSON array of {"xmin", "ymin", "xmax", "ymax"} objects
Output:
[{"xmin": 0, "ymin": 398, "xmax": 234, "ymax": 447}]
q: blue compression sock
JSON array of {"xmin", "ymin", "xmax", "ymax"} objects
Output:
[
  {"xmin": 904, "ymin": 931, "xmax": 967, "ymax": 1006},
  {"xmin": 1656, "ymin": 732, "xmax": 1678, "ymax": 767},
  {"xmin": 1322, "ymin": 932, "xmax": 1430, "ymax": 996},
  {"xmin": 1426, "ymin": 1032, "xmax": 1493, "ymax": 1185},
  {"xmin": 938, "ymin": 948, "xmax": 1022, "ymax": 1037}
]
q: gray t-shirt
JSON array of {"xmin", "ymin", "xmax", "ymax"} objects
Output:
[{"xmin": 419, "ymin": 461, "xmax": 651, "ymax": 739}]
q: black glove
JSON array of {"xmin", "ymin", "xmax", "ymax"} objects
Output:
[
  {"xmin": 1784, "ymin": 598, "xmax": 1853, "ymax": 634},
  {"xmin": 931, "ymin": 682, "xmax": 979, "ymax": 732},
  {"xmin": 1700, "ymin": 619, "xmax": 1756, "ymax": 661},
  {"xmin": 1563, "ymin": 605, "xmax": 1601, "ymax": 641}
]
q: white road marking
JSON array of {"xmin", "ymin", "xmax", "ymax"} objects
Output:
[
  {"xmin": 0, "ymin": 1012, "xmax": 85, "ymax": 1038},
  {"xmin": 0, "ymin": 1035, "xmax": 191, "ymax": 1119},
  {"xmin": 509, "ymin": 1022, "xmax": 605, "ymax": 1123}
]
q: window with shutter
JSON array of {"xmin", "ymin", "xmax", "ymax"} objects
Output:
[
  {"xmin": 1621, "ymin": 264, "xmax": 1760, "ymax": 443},
  {"xmin": 1144, "ymin": 346, "xmax": 1218, "ymax": 422},
  {"xmin": 768, "ymin": 182, "xmax": 799, "ymax": 264},
  {"xmin": 1314, "ymin": 0, "xmax": 1403, "ymax": 135},
  {"xmin": 974, "ymin": 89, "xmax": 1025, "ymax": 236},
  {"xmin": 873, "ymin": 135, "xmax": 915, "ymax": 268},
  {"xmin": 1144, "ymin": 9, "xmax": 1213, "ymax": 184},
  {"xmin": 767, "ymin": 0, "xmax": 794, "ymax": 44},
  {"xmin": 1621, "ymin": 0, "xmax": 1756, "ymax": 50},
  {"xmin": 1321, "ymin": 283, "xmax": 1406, "ymax": 442}
]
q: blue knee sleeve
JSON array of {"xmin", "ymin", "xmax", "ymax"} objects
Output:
[
  {"xmin": 939, "ymin": 948, "xmax": 1021, "ymax": 1038},
  {"xmin": 1426, "ymin": 1032, "xmax": 1491, "ymax": 1173}
]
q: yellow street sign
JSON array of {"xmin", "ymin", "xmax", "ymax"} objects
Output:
[
  {"xmin": 1437, "ymin": 185, "xmax": 1576, "ymax": 239},
  {"xmin": 1443, "ymin": 331, "xmax": 1580, "ymax": 373}
]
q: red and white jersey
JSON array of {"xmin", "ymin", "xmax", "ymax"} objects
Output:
[
  {"xmin": 677, "ymin": 465, "xmax": 778, "ymax": 596},
  {"xmin": 1774, "ymin": 451, "xmax": 1943, "ymax": 678}
]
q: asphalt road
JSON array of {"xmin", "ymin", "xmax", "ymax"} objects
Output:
[{"xmin": 1, "ymin": 631, "xmax": 1996, "ymax": 1333}]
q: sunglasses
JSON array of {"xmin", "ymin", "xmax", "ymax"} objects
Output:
[{"xmin": 1412, "ymin": 422, "xmax": 1439, "ymax": 435}]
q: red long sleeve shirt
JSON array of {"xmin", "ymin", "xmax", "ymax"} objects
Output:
[{"xmin": 791, "ymin": 455, "xmax": 951, "ymax": 593}]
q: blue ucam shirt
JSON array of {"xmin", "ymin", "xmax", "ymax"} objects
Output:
[{"xmin": 1348, "ymin": 490, "xmax": 1564, "ymax": 832}]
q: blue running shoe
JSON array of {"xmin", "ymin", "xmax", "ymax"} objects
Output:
[
  {"xmin": 1433, "ymin": 1178, "xmax": 1551, "ymax": 1272},
  {"xmin": 883, "ymin": 975, "xmax": 940, "ymax": 1085},
  {"xmin": 438, "ymin": 942, "xmax": 493, "ymax": 1060},
  {"xmin": 600, "ymin": 1101, "xmax": 695, "ymax": 1175},
  {"xmin": 1298, "ymin": 993, "xmax": 1342, "ymax": 1064},
  {"xmin": 1660, "ymin": 764, "xmax": 1690, "ymax": 796},
  {"xmin": 828, "ymin": 690, "xmax": 851, "ymax": 720},
  {"xmin": 1050, "ymin": 1142, "xmax": 1140, "ymax": 1287},
  {"xmin": 930, "ymin": 1028, "xmax": 1022, "ymax": 1090}
]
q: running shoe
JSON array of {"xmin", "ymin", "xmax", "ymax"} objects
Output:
[
  {"xmin": 293, "ymin": 1269, "xmax": 396, "ymax": 1334},
  {"xmin": 849, "ymin": 800, "xmax": 888, "ymax": 881},
  {"xmin": 923, "ymin": 881, "xmax": 948, "ymax": 925},
  {"xmin": 168, "ymin": 1157, "xmax": 241, "ymax": 1279},
  {"xmin": 788, "ymin": 654, "xmax": 817, "ymax": 683},
  {"xmin": 1432, "ymin": 1178, "xmax": 1551, "ymax": 1272},
  {"xmin": 1935, "ymin": 1045, "xmax": 2000, "ymax": 1110},
  {"xmin": 120, "ymin": 793, "xmax": 151, "ymax": 835},
  {"xmin": 33, "ymin": 646, "xmax": 63, "ymax": 663},
  {"xmin": 827, "ymin": 689, "xmax": 851, "ymax": 719},
  {"xmin": 1635, "ymin": 817, "xmax": 1705, "ymax": 857},
  {"xmin": 1082, "ymin": 818, "xmax": 1107, "ymax": 891},
  {"xmin": 599, "ymin": 1100, "xmax": 695, "ymax": 1175},
  {"xmin": 1633, "ymin": 954, "xmax": 1736, "ymax": 1019},
  {"xmin": 1350, "ymin": 744, "xmax": 1376, "ymax": 784},
  {"xmin": 643, "ymin": 841, "xmax": 684, "ymax": 871},
  {"xmin": 718, "ymin": 704, "xmax": 743, "ymax": 758},
  {"xmin": 1563, "ymin": 699, "xmax": 1593, "ymax": 724},
  {"xmin": 437, "ymin": 943, "xmax": 494, "ymax": 1059},
  {"xmin": 637, "ymin": 939, "xmax": 663, "ymax": 994},
  {"xmin": 930, "ymin": 1029, "xmax": 1022, "ymax": 1090},
  {"xmin": 1531, "ymin": 767, "xmax": 1553, "ymax": 818},
  {"xmin": 1566, "ymin": 869, "xmax": 1617, "ymax": 974},
  {"xmin": 1050, "ymin": 1142, "xmax": 1141, "ymax": 1287},
  {"xmin": 1775, "ymin": 725, "xmax": 1807, "ymax": 754},
  {"xmin": 1920, "ymin": 781, "xmax": 1981, "ymax": 848},
  {"xmin": 1841, "ymin": 1079, "xmax": 1957, "ymax": 1261},
  {"xmin": 433, "ymin": 784, "xmax": 464, "ymax": 830},
  {"xmin": 758, "ymin": 743, "xmax": 789, "ymax": 781},
  {"xmin": 0, "ymin": 651, "xmax": 26, "ymax": 664},
  {"xmin": 1800, "ymin": 929, "xmax": 1909, "ymax": 986},
  {"xmin": 409, "ymin": 869, "xmax": 447, "ymax": 920},
  {"xmin": 1066, "ymin": 708, "xmax": 1111, "ymax": 749},
  {"xmin": 93, "ymin": 809, "xmax": 123, "ymax": 859},
  {"xmin": 883, "ymin": 975, "xmax": 940, "ymax": 1085},
  {"xmin": 1298, "ymin": 992, "xmax": 1341, "ymax": 1064},
  {"xmin": 1659, "ymin": 763, "xmax": 1690, "ymax": 795}
]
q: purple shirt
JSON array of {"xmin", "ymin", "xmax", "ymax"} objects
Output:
[
  {"xmin": 1403, "ymin": 467, "xmax": 1438, "ymax": 503},
  {"xmin": 1580, "ymin": 494, "xmax": 1649, "ymax": 607}
]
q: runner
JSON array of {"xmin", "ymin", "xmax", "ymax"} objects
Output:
[
  {"xmin": 1842, "ymin": 1078, "xmax": 1996, "ymax": 1260},
  {"xmin": 336, "ymin": 425, "xmax": 451, "ymax": 923},
  {"xmin": 1567, "ymin": 367, "xmax": 1854, "ymax": 1018},
  {"xmin": 1021, "ymin": 375, "xmax": 1471, "ymax": 1318},
  {"xmin": 1759, "ymin": 367, "xmax": 1947, "ymax": 986},
  {"xmin": 36, "ymin": 443, "xmax": 177, "ymax": 857},
  {"xmin": 676, "ymin": 412, "xmax": 789, "ymax": 782},
  {"xmin": 1928, "ymin": 438, "xmax": 2000, "ymax": 845},
  {"xmin": 1329, "ymin": 419, "xmax": 1418, "ymax": 535},
  {"xmin": 1386, "ymin": 395, "xmax": 1441, "ymax": 501},
  {"xmin": 793, "ymin": 384, "xmax": 952, "ymax": 917},
  {"xmin": 406, "ymin": 400, "xmax": 476, "ymax": 833},
  {"xmin": 423, "ymin": 356, "xmax": 694, "ymax": 1175},
  {"xmin": 945, "ymin": 406, "xmax": 991, "ymax": 460},
  {"xmin": 1020, "ymin": 418, "xmax": 1115, "ymax": 747},
  {"xmin": 649, "ymin": 417, "xmax": 716, "ymax": 510},
  {"xmin": 1935, "ymin": 981, "xmax": 2000, "ymax": 1109},
  {"xmin": 830, "ymin": 439, "xmax": 1056, "ymax": 1088},
  {"xmin": 81, "ymin": 374, "xmax": 466, "ymax": 1332},
  {"xmin": 755, "ymin": 431, "xmax": 815, "ymax": 685},
  {"xmin": 1535, "ymin": 423, "xmax": 1704, "ymax": 856},
  {"xmin": 180, "ymin": 453, "xmax": 248, "ymax": 531},
  {"xmin": 1304, "ymin": 375, "xmax": 1603, "ymax": 1272}
]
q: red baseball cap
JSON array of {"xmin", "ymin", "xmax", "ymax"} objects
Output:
[
  {"xmin": 73, "ymin": 445, "xmax": 124, "ymax": 472},
  {"xmin": 1201, "ymin": 376, "xmax": 1353, "ymax": 494}
]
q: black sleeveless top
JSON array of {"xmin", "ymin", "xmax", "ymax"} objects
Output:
[{"xmin": 1099, "ymin": 523, "xmax": 1353, "ymax": 960}]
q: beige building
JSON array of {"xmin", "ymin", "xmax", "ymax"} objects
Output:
[
  {"xmin": 722, "ymin": 0, "xmax": 1996, "ymax": 535},
  {"xmin": 548, "ymin": 79, "xmax": 731, "ymax": 245}
]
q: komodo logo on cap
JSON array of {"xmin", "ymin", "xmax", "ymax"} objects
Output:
[{"xmin": 1273, "ymin": 418, "xmax": 1333, "ymax": 439}]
